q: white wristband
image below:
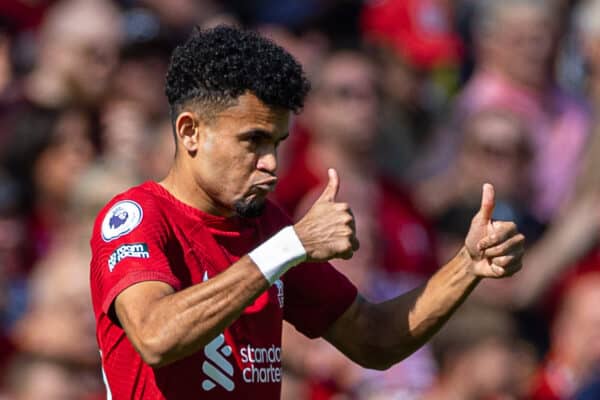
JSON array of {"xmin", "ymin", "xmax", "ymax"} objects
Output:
[{"xmin": 248, "ymin": 226, "xmax": 307, "ymax": 284}]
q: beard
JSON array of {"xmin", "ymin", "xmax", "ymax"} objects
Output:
[{"xmin": 233, "ymin": 197, "xmax": 267, "ymax": 218}]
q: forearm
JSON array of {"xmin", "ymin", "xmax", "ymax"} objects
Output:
[
  {"xmin": 520, "ymin": 195, "xmax": 599, "ymax": 303},
  {"xmin": 334, "ymin": 247, "xmax": 480, "ymax": 369},
  {"xmin": 327, "ymin": 184, "xmax": 524, "ymax": 370},
  {"xmin": 117, "ymin": 256, "xmax": 269, "ymax": 367},
  {"xmin": 387, "ymin": 247, "xmax": 480, "ymax": 352},
  {"xmin": 145, "ymin": 257, "xmax": 268, "ymax": 365},
  {"xmin": 117, "ymin": 226, "xmax": 307, "ymax": 367}
]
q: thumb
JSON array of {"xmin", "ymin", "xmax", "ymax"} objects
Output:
[
  {"xmin": 479, "ymin": 183, "xmax": 495, "ymax": 222},
  {"xmin": 318, "ymin": 168, "xmax": 340, "ymax": 203}
]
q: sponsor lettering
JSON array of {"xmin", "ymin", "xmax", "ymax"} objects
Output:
[
  {"xmin": 240, "ymin": 345, "xmax": 282, "ymax": 384},
  {"xmin": 108, "ymin": 243, "xmax": 150, "ymax": 272},
  {"xmin": 200, "ymin": 271, "xmax": 283, "ymax": 391}
]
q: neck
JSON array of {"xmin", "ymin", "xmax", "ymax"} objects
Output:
[{"xmin": 159, "ymin": 159, "xmax": 233, "ymax": 217}]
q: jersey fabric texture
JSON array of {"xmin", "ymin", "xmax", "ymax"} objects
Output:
[{"xmin": 89, "ymin": 181, "xmax": 357, "ymax": 399}]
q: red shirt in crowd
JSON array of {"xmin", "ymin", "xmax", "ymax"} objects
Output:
[
  {"xmin": 274, "ymin": 151, "xmax": 438, "ymax": 277},
  {"xmin": 89, "ymin": 181, "xmax": 357, "ymax": 400},
  {"xmin": 529, "ymin": 360, "xmax": 573, "ymax": 400}
]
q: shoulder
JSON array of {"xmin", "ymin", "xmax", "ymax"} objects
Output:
[{"xmin": 92, "ymin": 182, "xmax": 166, "ymax": 243}]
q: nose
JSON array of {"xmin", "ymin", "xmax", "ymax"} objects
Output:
[{"xmin": 256, "ymin": 151, "xmax": 277, "ymax": 174}]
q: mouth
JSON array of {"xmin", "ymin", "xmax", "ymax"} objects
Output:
[{"xmin": 252, "ymin": 178, "xmax": 278, "ymax": 193}]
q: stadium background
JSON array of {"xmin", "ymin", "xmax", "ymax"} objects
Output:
[{"xmin": 1, "ymin": 0, "xmax": 600, "ymax": 398}]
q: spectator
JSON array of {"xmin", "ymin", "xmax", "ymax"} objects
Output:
[
  {"xmin": 506, "ymin": 0, "xmax": 600, "ymax": 309},
  {"xmin": 361, "ymin": 0, "xmax": 463, "ymax": 181},
  {"xmin": 111, "ymin": 39, "xmax": 171, "ymax": 122},
  {"xmin": 529, "ymin": 273, "xmax": 600, "ymax": 399},
  {"xmin": 417, "ymin": 107, "xmax": 542, "ymax": 255},
  {"xmin": 571, "ymin": 0, "xmax": 600, "ymax": 106},
  {"xmin": 417, "ymin": 0, "xmax": 591, "ymax": 223},
  {"xmin": 136, "ymin": 117, "xmax": 177, "ymax": 181},
  {"xmin": 10, "ymin": 240, "xmax": 98, "ymax": 367},
  {"xmin": 0, "ymin": 172, "xmax": 22, "ymax": 383},
  {"xmin": 0, "ymin": 21, "xmax": 12, "ymax": 100},
  {"xmin": 137, "ymin": 0, "xmax": 223, "ymax": 43},
  {"xmin": 0, "ymin": 1, "xmax": 595, "ymax": 398},
  {"xmin": 277, "ymin": 49, "xmax": 439, "ymax": 399},
  {"xmin": 423, "ymin": 301, "xmax": 535, "ymax": 400},
  {"xmin": 275, "ymin": 49, "xmax": 438, "ymax": 286},
  {"xmin": 2, "ymin": 106, "xmax": 95, "ymax": 268},
  {"xmin": 513, "ymin": 123, "xmax": 600, "ymax": 308},
  {"xmin": 98, "ymin": 99, "xmax": 151, "ymax": 180},
  {"xmin": 7, "ymin": 236, "xmax": 104, "ymax": 399},
  {"xmin": 1, "ymin": 355, "xmax": 81, "ymax": 400},
  {"xmin": 22, "ymin": 0, "xmax": 122, "ymax": 110}
]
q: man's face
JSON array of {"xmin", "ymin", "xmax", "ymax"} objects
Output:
[
  {"xmin": 43, "ymin": 1, "xmax": 121, "ymax": 105},
  {"xmin": 486, "ymin": 5, "xmax": 557, "ymax": 88},
  {"xmin": 188, "ymin": 93, "xmax": 290, "ymax": 218},
  {"xmin": 308, "ymin": 53, "xmax": 379, "ymax": 150},
  {"xmin": 460, "ymin": 111, "xmax": 530, "ymax": 199}
]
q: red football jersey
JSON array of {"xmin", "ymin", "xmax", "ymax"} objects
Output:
[{"xmin": 89, "ymin": 181, "xmax": 357, "ymax": 399}]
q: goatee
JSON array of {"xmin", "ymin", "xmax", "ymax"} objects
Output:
[{"xmin": 234, "ymin": 198, "xmax": 266, "ymax": 218}]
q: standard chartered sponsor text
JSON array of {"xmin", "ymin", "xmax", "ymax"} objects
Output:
[{"xmin": 240, "ymin": 345, "xmax": 282, "ymax": 384}]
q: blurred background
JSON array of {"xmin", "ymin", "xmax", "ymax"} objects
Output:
[{"xmin": 1, "ymin": 0, "xmax": 600, "ymax": 399}]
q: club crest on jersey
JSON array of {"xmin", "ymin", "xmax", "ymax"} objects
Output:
[{"xmin": 101, "ymin": 200, "xmax": 143, "ymax": 242}]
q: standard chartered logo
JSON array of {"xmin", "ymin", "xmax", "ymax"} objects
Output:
[
  {"xmin": 202, "ymin": 334, "xmax": 235, "ymax": 392},
  {"xmin": 200, "ymin": 270, "xmax": 282, "ymax": 392},
  {"xmin": 241, "ymin": 345, "xmax": 282, "ymax": 384},
  {"xmin": 200, "ymin": 338, "xmax": 283, "ymax": 391}
]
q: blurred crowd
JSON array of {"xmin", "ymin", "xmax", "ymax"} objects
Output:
[{"xmin": 1, "ymin": 0, "xmax": 600, "ymax": 399}]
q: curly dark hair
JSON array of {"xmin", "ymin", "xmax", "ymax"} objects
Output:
[{"xmin": 165, "ymin": 25, "xmax": 310, "ymax": 124}]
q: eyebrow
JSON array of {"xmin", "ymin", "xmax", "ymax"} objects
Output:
[{"xmin": 239, "ymin": 129, "xmax": 289, "ymax": 142}]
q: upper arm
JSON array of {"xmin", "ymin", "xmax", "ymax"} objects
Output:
[
  {"xmin": 282, "ymin": 261, "xmax": 358, "ymax": 338},
  {"xmin": 324, "ymin": 294, "xmax": 407, "ymax": 371},
  {"xmin": 115, "ymin": 281, "xmax": 175, "ymax": 335},
  {"xmin": 322, "ymin": 294, "xmax": 381, "ymax": 368},
  {"xmin": 91, "ymin": 196, "xmax": 181, "ymax": 316},
  {"xmin": 113, "ymin": 281, "xmax": 175, "ymax": 364}
]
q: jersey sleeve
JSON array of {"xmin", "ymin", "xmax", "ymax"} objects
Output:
[
  {"xmin": 90, "ymin": 195, "xmax": 181, "ymax": 315},
  {"xmin": 282, "ymin": 262, "xmax": 358, "ymax": 339}
]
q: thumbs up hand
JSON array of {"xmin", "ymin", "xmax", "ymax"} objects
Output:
[
  {"xmin": 465, "ymin": 184, "xmax": 525, "ymax": 278},
  {"xmin": 294, "ymin": 168, "xmax": 359, "ymax": 262}
]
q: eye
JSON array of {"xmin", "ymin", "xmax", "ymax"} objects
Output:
[
  {"xmin": 250, "ymin": 134, "xmax": 262, "ymax": 144},
  {"xmin": 245, "ymin": 134, "xmax": 262, "ymax": 148}
]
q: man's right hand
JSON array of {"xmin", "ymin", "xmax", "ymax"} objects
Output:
[{"xmin": 294, "ymin": 168, "xmax": 359, "ymax": 262}]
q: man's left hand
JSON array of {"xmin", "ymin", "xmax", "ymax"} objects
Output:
[{"xmin": 464, "ymin": 183, "xmax": 525, "ymax": 278}]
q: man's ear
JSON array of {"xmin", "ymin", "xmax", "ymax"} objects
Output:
[{"xmin": 175, "ymin": 112, "xmax": 201, "ymax": 153}]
